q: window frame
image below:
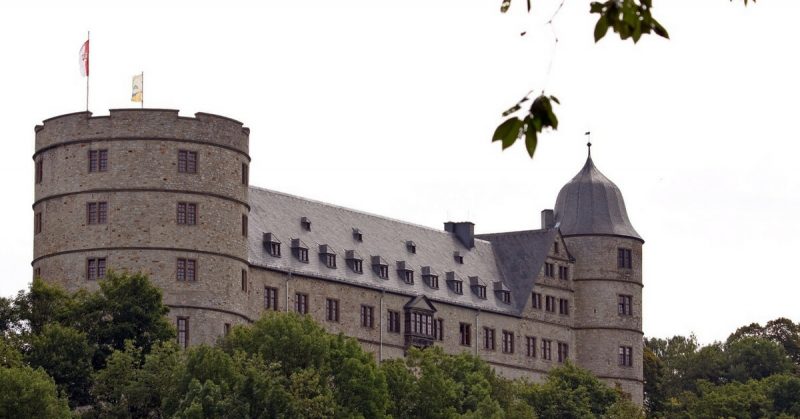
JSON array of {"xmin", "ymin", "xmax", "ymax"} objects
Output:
[
  {"xmin": 618, "ymin": 248, "xmax": 633, "ymax": 269},
  {"xmin": 177, "ymin": 202, "xmax": 198, "ymax": 226},
  {"xmin": 34, "ymin": 212, "xmax": 42, "ymax": 234},
  {"xmin": 241, "ymin": 269, "xmax": 248, "ymax": 292},
  {"xmin": 483, "ymin": 327, "xmax": 496, "ymax": 351},
  {"xmin": 502, "ymin": 330, "xmax": 515, "ymax": 354},
  {"xmin": 618, "ymin": 294, "xmax": 633, "ymax": 316},
  {"xmin": 360, "ymin": 305, "xmax": 375, "ymax": 328},
  {"xmin": 532, "ymin": 292, "xmax": 542, "ymax": 309},
  {"xmin": 264, "ymin": 287, "xmax": 279, "ymax": 311},
  {"xmin": 526, "ymin": 336, "xmax": 537, "ymax": 358},
  {"xmin": 619, "ymin": 345, "xmax": 634, "ymax": 367},
  {"xmin": 326, "ymin": 298, "xmax": 340, "ymax": 322},
  {"xmin": 88, "ymin": 149, "xmax": 108, "ymax": 173},
  {"xmin": 178, "ymin": 150, "xmax": 198, "ymax": 174},
  {"xmin": 557, "ymin": 342, "xmax": 569, "ymax": 363},
  {"xmin": 295, "ymin": 293, "xmax": 309, "ymax": 314},
  {"xmin": 459, "ymin": 322, "xmax": 471, "ymax": 346},
  {"xmin": 177, "ymin": 317, "xmax": 189, "ymax": 348},
  {"xmin": 35, "ymin": 159, "xmax": 43, "ymax": 184},
  {"xmin": 86, "ymin": 257, "xmax": 107, "ymax": 281},
  {"xmin": 541, "ymin": 339, "xmax": 552, "ymax": 361},
  {"xmin": 388, "ymin": 310, "xmax": 401, "ymax": 333},
  {"xmin": 86, "ymin": 201, "xmax": 108, "ymax": 225},
  {"xmin": 176, "ymin": 258, "xmax": 197, "ymax": 282}
]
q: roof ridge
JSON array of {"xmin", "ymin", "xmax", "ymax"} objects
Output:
[{"xmin": 248, "ymin": 185, "xmax": 494, "ymax": 244}]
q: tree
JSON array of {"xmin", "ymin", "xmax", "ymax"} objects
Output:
[
  {"xmin": 492, "ymin": 0, "xmax": 753, "ymax": 158},
  {"xmin": 724, "ymin": 337, "xmax": 793, "ymax": 383},
  {"xmin": 25, "ymin": 323, "xmax": 94, "ymax": 407},
  {"xmin": 0, "ymin": 363, "xmax": 71, "ymax": 418},
  {"xmin": 643, "ymin": 344, "xmax": 666, "ymax": 415},
  {"xmin": 524, "ymin": 361, "xmax": 620, "ymax": 418},
  {"xmin": 728, "ymin": 318, "xmax": 800, "ymax": 367}
]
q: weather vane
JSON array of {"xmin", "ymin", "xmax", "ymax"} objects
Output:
[{"xmin": 585, "ymin": 131, "xmax": 592, "ymax": 157}]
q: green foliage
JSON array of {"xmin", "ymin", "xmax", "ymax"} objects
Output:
[
  {"xmin": 728, "ymin": 317, "xmax": 800, "ymax": 366},
  {"xmin": 0, "ymin": 364, "xmax": 71, "ymax": 418},
  {"xmin": 220, "ymin": 312, "xmax": 390, "ymax": 418},
  {"xmin": 25, "ymin": 323, "xmax": 93, "ymax": 406},
  {"xmin": 590, "ymin": 0, "xmax": 668, "ymax": 43},
  {"xmin": 493, "ymin": 94, "xmax": 559, "ymax": 158},
  {"xmin": 725, "ymin": 337, "xmax": 793, "ymax": 382},
  {"xmin": 523, "ymin": 361, "xmax": 619, "ymax": 418},
  {"xmin": 642, "ymin": 345, "xmax": 665, "ymax": 414}
]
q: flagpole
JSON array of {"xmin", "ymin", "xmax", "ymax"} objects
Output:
[
  {"xmin": 141, "ymin": 71, "xmax": 144, "ymax": 109},
  {"xmin": 86, "ymin": 31, "xmax": 90, "ymax": 112}
]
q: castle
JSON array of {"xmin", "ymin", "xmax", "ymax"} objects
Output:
[{"xmin": 32, "ymin": 109, "xmax": 644, "ymax": 403}]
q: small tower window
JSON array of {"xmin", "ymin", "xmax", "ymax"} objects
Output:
[
  {"xmin": 178, "ymin": 150, "xmax": 197, "ymax": 173},
  {"xmin": 454, "ymin": 251, "xmax": 464, "ymax": 264},
  {"xmin": 89, "ymin": 149, "xmax": 108, "ymax": 173},
  {"xmin": 241, "ymin": 163, "xmax": 249, "ymax": 185},
  {"xmin": 618, "ymin": 248, "xmax": 633, "ymax": 269},
  {"xmin": 301, "ymin": 217, "xmax": 312, "ymax": 231},
  {"xmin": 406, "ymin": 241, "xmax": 416, "ymax": 254},
  {"xmin": 554, "ymin": 241, "xmax": 559, "ymax": 254},
  {"xmin": 353, "ymin": 228, "xmax": 363, "ymax": 242},
  {"xmin": 35, "ymin": 160, "xmax": 43, "ymax": 184}
]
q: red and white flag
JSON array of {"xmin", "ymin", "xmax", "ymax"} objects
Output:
[{"xmin": 79, "ymin": 40, "xmax": 89, "ymax": 77}]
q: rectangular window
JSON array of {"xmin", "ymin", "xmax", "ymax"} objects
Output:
[
  {"xmin": 177, "ymin": 202, "xmax": 197, "ymax": 225},
  {"xmin": 242, "ymin": 163, "xmax": 249, "ymax": 185},
  {"xmin": 33, "ymin": 267, "xmax": 41, "ymax": 279},
  {"xmin": 545, "ymin": 296, "xmax": 556, "ymax": 313},
  {"xmin": 178, "ymin": 150, "xmax": 197, "ymax": 173},
  {"xmin": 264, "ymin": 287, "xmax": 278, "ymax": 311},
  {"xmin": 295, "ymin": 293, "xmax": 308, "ymax": 314},
  {"xmin": 433, "ymin": 318, "xmax": 444, "ymax": 341},
  {"xmin": 388, "ymin": 310, "xmax": 401, "ymax": 333},
  {"xmin": 541, "ymin": 339, "xmax": 552, "ymax": 360},
  {"xmin": 176, "ymin": 258, "xmax": 197, "ymax": 282},
  {"xmin": 177, "ymin": 317, "xmax": 189, "ymax": 348},
  {"xmin": 502, "ymin": 330, "xmax": 514, "ymax": 354},
  {"xmin": 532, "ymin": 292, "xmax": 542, "ymax": 309},
  {"xmin": 554, "ymin": 241, "xmax": 559, "ymax": 254},
  {"xmin": 87, "ymin": 257, "xmax": 107, "ymax": 281},
  {"xmin": 558, "ymin": 266, "xmax": 569, "ymax": 280},
  {"xmin": 559, "ymin": 298, "xmax": 570, "ymax": 316},
  {"xmin": 242, "ymin": 214, "xmax": 248, "ymax": 237},
  {"xmin": 34, "ymin": 212, "xmax": 42, "ymax": 234},
  {"xmin": 558, "ymin": 342, "xmax": 569, "ymax": 363},
  {"xmin": 619, "ymin": 346, "xmax": 633, "ymax": 366},
  {"xmin": 459, "ymin": 323, "xmax": 472, "ymax": 346},
  {"xmin": 377, "ymin": 265, "xmax": 389, "ymax": 279},
  {"xmin": 224, "ymin": 323, "xmax": 231, "ymax": 336},
  {"xmin": 526, "ymin": 336, "xmax": 537, "ymax": 358},
  {"xmin": 86, "ymin": 202, "xmax": 108, "ymax": 225},
  {"xmin": 241, "ymin": 269, "xmax": 248, "ymax": 292},
  {"xmin": 408, "ymin": 311, "xmax": 433, "ymax": 336},
  {"xmin": 35, "ymin": 160, "xmax": 43, "ymax": 184},
  {"xmin": 360, "ymin": 305, "xmax": 374, "ymax": 328},
  {"xmin": 351, "ymin": 259, "xmax": 363, "ymax": 274},
  {"xmin": 324, "ymin": 253, "xmax": 336, "ymax": 269},
  {"xmin": 544, "ymin": 262, "xmax": 555, "ymax": 277},
  {"xmin": 295, "ymin": 248, "xmax": 308, "ymax": 263},
  {"xmin": 483, "ymin": 327, "xmax": 496, "ymax": 351},
  {"xmin": 269, "ymin": 242, "xmax": 281, "ymax": 257},
  {"xmin": 326, "ymin": 299, "xmax": 340, "ymax": 322},
  {"xmin": 88, "ymin": 149, "xmax": 108, "ymax": 173},
  {"xmin": 618, "ymin": 294, "xmax": 633, "ymax": 316},
  {"xmin": 451, "ymin": 281, "xmax": 463, "ymax": 294},
  {"xmin": 402, "ymin": 270, "xmax": 414, "ymax": 284},
  {"xmin": 618, "ymin": 248, "xmax": 632, "ymax": 269}
]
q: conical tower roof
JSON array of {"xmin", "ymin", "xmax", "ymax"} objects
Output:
[{"xmin": 554, "ymin": 155, "xmax": 642, "ymax": 241}]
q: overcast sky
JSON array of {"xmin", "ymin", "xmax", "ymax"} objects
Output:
[{"xmin": 2, "ymin": 0, "xmax": 798, "ymax": 344}]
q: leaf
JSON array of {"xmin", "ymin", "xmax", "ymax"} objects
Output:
[
  {"xmin": 594, "ymin": 15, "xmax": 610, "ymax": 42},
  {"xmin": 492, "ymin": 117, "xmax": 523, "ymax": 150},
  {"xmin": 501, "ymin": 104, "xmax": 521, "ymax": 117},
  {"xmin": 590, "ymin": 2, "xmax": 603, "ymax": 13},
  {"xmin": 524, "ymin": 126, "xmax": 538, "ymax": 158},
  {"xmin": 549, "ymin": 95, "xmax": 560, "ymax": 105},
  {"xmin": 652, "ymin": 19, "xmax": 669, "ymax": 39},
  {"xmin": 500, "ymin": 0, "xmax": 511, "ymax": 13},
  {"xmin": 527, "ymin": 0, "xmax": 531, "ymax": 12}
]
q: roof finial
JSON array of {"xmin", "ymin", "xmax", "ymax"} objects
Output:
[{"xmin": 585, "ymin": 131, "xmax": 592, "ymax": 157}]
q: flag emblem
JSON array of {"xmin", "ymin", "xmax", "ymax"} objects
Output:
[
  {"xmin": 132, "ymin": 74, "xmax": 143, "ymax": 103},
  {"xmin": 79, "ymin": 40, "xmax": 89, "ymax": 77}
]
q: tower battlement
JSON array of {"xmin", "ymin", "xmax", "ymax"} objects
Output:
[{"xmin": 34, "ymin": 109, "xmax": 250, "ymax": 156}]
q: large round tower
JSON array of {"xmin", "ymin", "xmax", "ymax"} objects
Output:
[
  {"xmin": 32, "ymin": 109, "xmax": 252, "ymax": 346},
  {"xmin": 554, "ymin": 152, "xmax": 644, "ymax": 404}
]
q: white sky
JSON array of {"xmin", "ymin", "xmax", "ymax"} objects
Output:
[{"xmin": 1, "ymin": 0, "xmax": 798, "ymax": 344}]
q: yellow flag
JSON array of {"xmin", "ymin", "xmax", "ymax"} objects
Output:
[{"xmin": 131, "ymin": 74, "xmax": 143, "ymax": 103}]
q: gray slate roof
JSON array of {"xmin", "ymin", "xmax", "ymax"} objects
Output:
[
  {"xmin": 248, "ymin": 187, "xmax": 555, "ymax": 315},
  {"xmin": 554, "ymin": 156, "xmax": 642, "ymax": 241}
]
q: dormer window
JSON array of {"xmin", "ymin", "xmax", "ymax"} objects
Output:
[
  {"xmin": 406, "ymin": 241, "xmax": 416, "ymax": 254},
  {"xmin": 494, "ymin": 281, "xmax": 511, "ymax": 304},
  {"xmin": 422, "ymin": 266, "xmax": 438, "ymax": 289},
  {"xmin": 372, "ymin": 256, "xmax": 389, "ymax": 279},
  {"xmin": 291, "ymin": 239, "xmax": 309, "ymax": 263},
  {"xmin": 353, "ymin": 228, "xmax": 363, "ymax": 242},
  {"xmin": 397, "ymin": 261, "xmax": 414, "ymax": 284},
  {"xmin": 446, "ymin": 272, "xmax": 463, "ymax": 294},
  {"xmin": 469, "ymin": 276, "xmax": 487, "ymax": 299},
  {"xmin": 319, "ymin": 245, "xmax": 336, "ymax": 269},
  {"xmin": 301, "ymin": 217, "xmax": 311, "ymax": 231},
  {"xmin": 263, "ymin": 233, "xmax": 282, "ymax": 257},
  {"xmin": 454, "ymin": 251, "xmax": 464, "ymax": 264},
  {"xmin": 346, "ymin": 250, "xmax": 363, "ymax": 274},
  {"xmin": 554, "ymin": 241, "xmax": 559, "ymax": 254}
]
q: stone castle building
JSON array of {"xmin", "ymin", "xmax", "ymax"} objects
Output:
[{"xmin": 32, "ymin": 109, "xmax": 644, "ymax": 403}]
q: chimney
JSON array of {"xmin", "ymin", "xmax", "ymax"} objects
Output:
[
  {"xmin": 541, "ymin": 209, "xmax": 555, "ymax": 229},
  {"xmin": 444, "ymin": 221, "xmax": 475, "ymax": 249}
]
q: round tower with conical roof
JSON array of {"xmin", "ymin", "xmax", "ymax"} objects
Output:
[{"xmin": 554, "ymin": 151, "xmax": 644, "ymax": 404}]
